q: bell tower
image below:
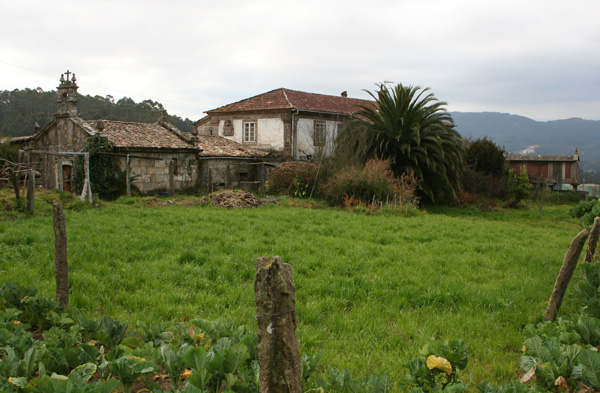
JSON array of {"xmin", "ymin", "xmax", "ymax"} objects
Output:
[{"xmin": 56, "ymin": 70, "xmax": 79, "ymax": 117}]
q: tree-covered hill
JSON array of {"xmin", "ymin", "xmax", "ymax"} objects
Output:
[{"xmin": 0, "ymin": 88, "xmax": 194, "ymax": 136}]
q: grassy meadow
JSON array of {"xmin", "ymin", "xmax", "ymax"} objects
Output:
[{"xmin": 0, "ymin": 190, "xmax": 585, "ymax": 387}]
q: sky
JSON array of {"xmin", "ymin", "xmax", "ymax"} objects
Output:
[{"xmin": 1, "ymin": 0, "xmax": 599, "ymax": 122}]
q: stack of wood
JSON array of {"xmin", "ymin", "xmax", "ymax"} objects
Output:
[{"xmin": 206, "ymin": 190, "xmax": 263, "ymax": 209}]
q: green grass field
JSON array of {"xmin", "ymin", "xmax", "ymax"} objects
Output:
[{"xmin": 0, "ymin": 191, "xmax": 584, "ymax": 388}]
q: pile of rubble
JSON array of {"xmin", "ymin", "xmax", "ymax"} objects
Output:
[{"xmin": 204, "ymin": 190, "xmax": 263, "ymax": 209}]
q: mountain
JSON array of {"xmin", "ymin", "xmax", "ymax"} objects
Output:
[{"xmin": 450, "ymin": 112, "xmax": 600, "ymax": 171}]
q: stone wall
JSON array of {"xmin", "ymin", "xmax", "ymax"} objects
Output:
[{"xmin": 113, "ymin": 150, "xmax": 200, "ymax": 194}]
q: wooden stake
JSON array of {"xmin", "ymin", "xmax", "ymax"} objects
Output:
[
  {"xmin": 585, "ymin": 217, "xmax": 600, "ymax": 263},
  {"xmin": 254, "ymin": 256, "xmax": 302, "ymax": 393},
  {"xmin": 52, "ymin": 201, "xmax": 69, "ymax": 311},
  {"xmin": 543, "ymin": 228, "xmax": 590, "ymax": 322}
]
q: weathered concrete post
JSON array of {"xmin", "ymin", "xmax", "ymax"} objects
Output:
[
  {"xmin": 543, "ymin": 228, "xmax": 590, "ymax": 321},
  {"xmin": 52, "ymin": 201, "xmax": 69, "ymax": 310},
  {"xmin": 26, "ymin": 169, "xmax": 35, "ymax": 214},
  {"xmin": 80, "ymin": 153, "xmax": 92, "ymax": 203},
  {"xmin": 585, "ymin": 217, "xmax": 600, "ymax": 263},
  {"xmin": 254, "ymin": 256, "xmax": 302, "ymax": 393}
]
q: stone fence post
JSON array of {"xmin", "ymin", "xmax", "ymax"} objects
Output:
[
  {"xmin": 543, "ymin": 228, "xmax": 589, "ymax": 321},
  {"xmin": 254, "ymin": 256, "xmax": 302, "ymax": 393}
]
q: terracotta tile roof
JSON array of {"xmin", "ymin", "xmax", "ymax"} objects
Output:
[
  {"xmin": 197, "ymin": 135, "xmax": 268, "ymax": 158},
  {"xmin": 505, "ymin": 154, "xmax": 579, "ymax": 162},
  {"xmin": 86, "ymin": 120, "xmax": 198, "ymax": 150},
  {"xmin": 207, "ymin": 88, "xmax": 371, "ymax": 116}
]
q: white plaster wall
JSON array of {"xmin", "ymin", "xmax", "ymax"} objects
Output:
[
  {"xmin": 295, "ymin": 118, "xmax": 341, "ymax": 159},
  {"xmin": 295, "ymin": 118, "xmax": 314, "ymax": 159},
  {"xmin": 257, "ymin": 118, "xmax": 284, "ymax": 150},
  {"xmin": 220, "ymin": 118, "xmax": 284, "ymax": 151}
]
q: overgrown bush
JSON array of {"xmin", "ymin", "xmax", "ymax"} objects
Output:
[
  {"xmin": 323, "ymin": 159, "xmax": 418, "ymax": 208},
  {"xmin": 461, "ymin": 168, "xmax": 507, "ymax": 200},
  {"xmin": 461, "ymin": 138, "xmax": 507, "ymax": 203},
  {"xmin": 505, "ymin": 168, "xmax": 532, "ymax": 207},
  {"xmin": 548, "ymin": 191, "xmax": 581, "ymax": 205},
  {"xmin": 267, "ymin": 161, "xmax": 321, "ymax": 198},
  {"xmin": 464, "ymin": 137, "xmax": 505, "ymax": 175}
]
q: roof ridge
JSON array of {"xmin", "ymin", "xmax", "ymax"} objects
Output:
[
  {"xmin": 88, "ymin": 119, "xmax": 156, "ymax": 125},
  {"xmin": 281, "ymin": 89, "xmax": 293, "ymax": 108},
  {"xmin": 283, "ymin": 88, "xmax": 366, "ymax": 101},
  {"xmin": 207, "ymin": 88, "xmax": 286, "ymax": 113}
]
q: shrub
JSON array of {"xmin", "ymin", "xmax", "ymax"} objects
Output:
[
  {"xmin": 505, "ymin": 168, "xmax": 532, "ymax": 207},
  {"xmin": 323, "ymin": 159, "xmax": 418, "ymax": 208},
  {"xmin": 464, "ymin": 137, "xmax": 505, "ymax": 175},
  {"xmin": 548, "ymin": 191, "xmax": 581, "ymax": 205},
  {"xmin": 267, "ymin": 161, "xmax": 320, "ymax": 197},
  {"xmin": 461, "ymin": 169, "xmax": 507, "ymax": 200}
]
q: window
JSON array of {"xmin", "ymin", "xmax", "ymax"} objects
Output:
[
  {"xmin": 243, "ymin": 121, "xmax": 256, "ymax": 143},
  {"xmin": 313, "ymin": 121, "xmax": 326, "ymax": 147}
]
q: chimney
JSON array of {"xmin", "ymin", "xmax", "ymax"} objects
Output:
[
  {"xmin": 341, "ymin": 91, "xmax": 348, "ymax": 98},
  {"xmin": 96, "ymin": 120, "xmax": 105, "ymax": 131}
]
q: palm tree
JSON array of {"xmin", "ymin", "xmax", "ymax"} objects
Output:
[{"xmin": 337, "ymin": 83, "xmax": 464, "ymax": 202}]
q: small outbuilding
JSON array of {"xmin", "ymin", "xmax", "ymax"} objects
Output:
[{"xmin": 505, "ymin": 150, "xmax": 580, "ymax": 190}]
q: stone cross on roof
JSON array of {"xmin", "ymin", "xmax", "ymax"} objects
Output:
[{"xmin": 60, "ymin": 70, "xmax": 76, "ymax": 84}]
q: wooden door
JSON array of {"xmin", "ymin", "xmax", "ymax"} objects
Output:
[{"xmin": 63, "ymin": 165, "xmax": 72, "ymax": 192}]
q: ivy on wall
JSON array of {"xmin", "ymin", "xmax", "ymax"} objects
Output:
[{"xmin": 73, "ymin": 135, "xmax": 120, "ymax": 200}]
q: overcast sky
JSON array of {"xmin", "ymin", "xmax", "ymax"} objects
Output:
[{"xmin": 1, "ymin": 0, "xmax": 599, "ymax": 122}]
